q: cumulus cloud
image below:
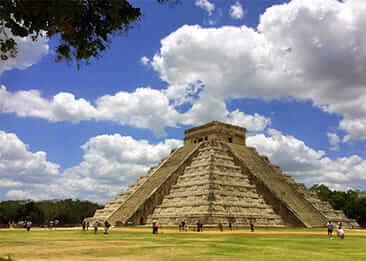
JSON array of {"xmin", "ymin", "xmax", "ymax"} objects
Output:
[
  {"xmin": 195, "ymin": 0, "xmax": 215, "ymax": 16},
  {"xmin": 0, "ymin": 29, "xmax": 49, "ymax": 75},
  {"xmin": 2, "ymin": 127, "xmax": 365, "ymax": 203},
  {"xmin": 64, "ymin": 134, "xmax": 183, "ymax": 184},
  {"xmin": 151, "ymin": 0, "xmax": 366, "ymax": 142},
  {"xmin": 0, "ymin": 130, "xmax": 60, "ymax": 183},
  {"xmin": 0, "ymin": 85, "xmax": 270, "ymax": 135},
  {"xmin": 0, "ymin": 130, "xmax": 184, "ymax": 203},
  {"xmin": 230, "ymin": 1, "xmax": 244, "ymax": 20},
  {"xmin": 247, "ymin": 129, "xmax": 366, "ymax": 190},
  {"xmin": 140, "ymin": 56, "xmax": 150, "ymax": 66},
  {"xmin": 0, "ymin": 130, "xmax": 60, "ymax": 200},
  {"xmin": 94, "ymin": 87, "xmax": 180, "ymax": 136},
  {"xmin": 327, "ymin": 132, "xmax": 340, "ymax": 151}
]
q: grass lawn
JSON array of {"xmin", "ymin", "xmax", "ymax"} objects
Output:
[{"xmin": 0, "ymin": 227, "xmax": 365, "ymax": 261}]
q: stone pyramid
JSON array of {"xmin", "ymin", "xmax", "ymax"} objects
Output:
[{"xmin": 90, "ymin": 121, "xmax": 358, "ymax": 228}]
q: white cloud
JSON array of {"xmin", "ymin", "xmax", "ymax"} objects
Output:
[
  {"xmin": 0, "ymin": 85, "xmax": 97, "ymax": 123},
  {"xmin": 94, "ymin": 87, "xmax": 180, "ymax": 136},
  {"xmin": 0, "ymin": 130, "xmax": 60, "ymax": 183},
  {"xmin": 230, "ymin": 1, "xmax": 244, "ymax": 20},
  {"xmin": 227, "ymin": 110, "xmax": 271, "ymax": 131},
  {"xmin": 2, "ymin": 127, "xmax": 365, "ymax": 203},
  {"xmin": 140, "ymin": 56, "xmax": 150, "ymax": 66},
  {"xmin": 0, "ymin": 29, "xmax": 49, "ymax": 75},
  {"xmin": 151, "ymin": 0, "xmax": 366, "ymax": 142},
  {"xmin": 327, "ymin": 132, "xmax": 340, "ymax": 151},
  {"xmin": 0, "ymin": 130, "xmax": 60, "ymax": 200},
  {"xmin": 5, "ymin": 190, "xmax": 33, "ymax": 200},
  {"xmin": 247, "ymin": 129, "xmax": 366, "ymax": 190},
  {"xmin": 0, "ymin": 130, "xmax": 184, "ymax": 203},
  {"xmin": 64, "ymin": 134, "xmax": 183, "ymax": 185},
  {"xmin": 0, "ymin": 85, "xmax": 270, "ymax": 135},
  {"xmin": 195, "ymin": 0, "xmax": 215, "ymax": 16}
]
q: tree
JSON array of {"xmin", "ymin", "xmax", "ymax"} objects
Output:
[
  {"xmin": 309, "ymin": 184, "xmax": 332, "ymax": 201},
  {"xmin": 310, "ymin": 184, "xmax": 366, "ymax": 227},
  {"xmin": 0, "ymin": 0, "xmax": 172, "ymax": 65}
]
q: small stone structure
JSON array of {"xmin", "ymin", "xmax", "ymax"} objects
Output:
[{"xmin": 89, "ymin": 121, "xmax": 358, "ymax": 228}]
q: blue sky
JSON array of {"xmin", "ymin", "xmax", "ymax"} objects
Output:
[{"xmin": 0, "ymin": 0, "xmax": 365, "ymax": 203}]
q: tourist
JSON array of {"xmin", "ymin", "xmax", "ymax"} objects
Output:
[
  {"xmin": 54, "ymin": 219, "xmax": 59, "ymax": 229},
  {"xmin": 93, "ymin": 221, "xmax": 98, "ymax": 234},
  {"xmin": 152, "ymin": 222, "xmax": 156, "ymax": 234},
  {"xmin": 338, "ymin": 228, "xmax": 345, "ymax": 239},
  {"xmin": 104, "ymin": 220, "xmax": 111, "ymax": 234},
  {"xmin": 228, "ymin": 222, "xmax": 232, "ymax": 231},
  {"xmin": 196, "ymin": 220, "xmax": 201, "ymax": 232},
  {"xmin": 179, "ymin": 221, "xmax": 183, "ymax": 232},
  {"xmin": 181, "ymin": 220, "xmax": 186, "ymax": 232},
  {"xmin": 327, "ymin": 221, "xmax": 333, "ymax": 237},
  {"xmin": 184, "ymin": 222, "xmax": 188, "ymax": 232},
  {"xmin": 250, "ymin": 222, "xmax": 255, "ymax": 232},
  {"xmin": 82, "ymin": 220, "xmax": 86, "ymax": 231},
  {"xmin": 218, "ymin": 222, "xmax": 223, "ymax": 232},
  {"xmin": 152, "ymin": 221, "xmax": 159, "ymax": 234},
  {"xmin": 155, "ymin": 222, "xmax": 159, "ymax": 234},
  {"xmin": 86, "ymin": 221, "xmax": 89, "ymax": 231},
  {"xmin": 26, "ymin": 220, "xmax": 32, "ymax": 232}
]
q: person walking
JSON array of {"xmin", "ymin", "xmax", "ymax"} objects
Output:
[
  {"xmin": 327, "ymin": 221, "xmax": 333, "ymax": 237},
  {"xmin": 250, "ymin": 222, "xmax": 255, "ymax": 232},
  {"xmin": 197, "ymin": 220, "xmax": 202, "ymax": 232},
  {"xmin": 93, "ymin": 221, "xmax": 98, "ymax": 234},
  {"xmin": 26, "ymin": 220, "xmax": 32, "ymax": 232},
  {"xmin": 104, "ymin": 220, "xmax": 111, "ymax": 234},
  {"xmin": 218, "ymin": 222, "xmax": 223, "ymax": 232}
]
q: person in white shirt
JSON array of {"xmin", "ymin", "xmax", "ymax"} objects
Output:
[{"xmin": 338, "ymin": 228, "xmax": 345, "ymax": 239}]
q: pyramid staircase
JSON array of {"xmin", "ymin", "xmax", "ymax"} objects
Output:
[
  {"xmin": 227, "ymin": 144, "xmax": 328, "ymax": 227},
  {"xmin": 92, "ymin": 144, "xmax": 199, "ymax": 225},
  {"xmin": 146, "ymin": 140, "xmax": 284, "ymax": 226},
  {"xmin": 282, "ymin": 174, "xmax": 359, "ymax": 228}
]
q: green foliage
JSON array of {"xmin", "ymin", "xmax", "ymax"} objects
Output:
[
  {"xmin": 0, "ymin": 0, "xmax": 174, "ymax": 65},
  {"xmin": 0, "ymin": 199, "xmax": 103, "ymax": 225},
  {"xmin": 310, "ymin": 184, "xmax": 366, "ymax": 226}
]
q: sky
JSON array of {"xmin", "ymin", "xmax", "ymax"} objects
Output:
[{"xmin": 0, "ymin": 0, "xmax": 365, "ymax": 204}]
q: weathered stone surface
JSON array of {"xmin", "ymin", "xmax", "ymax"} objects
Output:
[{"xmin": 89, "ymin": 121, "xmax": 359, "ymax": 228}]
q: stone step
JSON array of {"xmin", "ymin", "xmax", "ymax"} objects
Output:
[
  {"xmin": 228, "ymin": 143, "xmax": 327, "ymax": 227},
  {"xmin": 106, "ymin": 144, "xmax": 198, "ymax": 225}
]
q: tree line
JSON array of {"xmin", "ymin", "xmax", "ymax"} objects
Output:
[
  {"xmin": 310, "ymin": 184, "xmax": 366, "ymax": 227},
  {"xmin": 0, "ymin": 199, "xmax": 103, "ymax": 226}
]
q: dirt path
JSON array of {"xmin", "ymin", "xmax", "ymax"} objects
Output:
[
  {"xmin": 110, "ymin": 227, "xmax": 366, "ymax": 236},
  {"xmin": 4, "ymin": 227, "xmax": 366, "ymax": 236}
]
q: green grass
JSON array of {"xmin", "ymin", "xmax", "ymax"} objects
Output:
[{"xmin": 0, "ymin": 228, "xmax": 365, "ymax": 261}]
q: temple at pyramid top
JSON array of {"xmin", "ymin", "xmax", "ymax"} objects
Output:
[
  {"xmin": 88, "ymin": 121, "xmax": 359, "ymax": 228},
  {"xmin": 184, "ymin": 121, "xmax": 246, "ymax": 146}
]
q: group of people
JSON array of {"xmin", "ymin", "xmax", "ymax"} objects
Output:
[
  {"xmin": 24, "ymin": 220, "xmax": 32, "ymax": 231},
  {"xmin": 81, "ymin": 220, "xmax": 90, "ymax": 231},
  {"xmin": 179, "ymin": 220, "xmax": 188, "ymax": 232},
  {"xmin": 82, "ymin": 220, "xmax": 111, "ymax": 234},
  {"xmin": 218, "ymin": 221, "xmax": 234, "ymax": 232},
  {"xmin": 327, "ymin": 221, "xmax": 345, "ymax": 239}
]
